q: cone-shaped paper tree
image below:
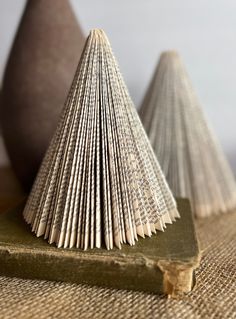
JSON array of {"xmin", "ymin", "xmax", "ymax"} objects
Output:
[
  {"xmin": 23, "ymin": 30, "xmax": 180, "ymax": 250},
  {"xmin": 140, "ymin": 51, "xmax": 236, "ymax": 218},
  {"xmin": 1, "ymin": 0, "xmax": 85, "ymax": 191}
]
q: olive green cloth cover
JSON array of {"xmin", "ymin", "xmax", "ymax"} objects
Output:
[
  {"xmin": 0, "ymin": 199, "xmax": 199, "ymax": 296},
  {"xmin": 0, "ymin": 204, "xmax": 235, "ymax": 318}
]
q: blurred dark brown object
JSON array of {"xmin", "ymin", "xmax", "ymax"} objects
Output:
[
  {"xmin": 0, "ymin": 0, "xmax": 85, "ymax": 191},
  {"xmin": 0, "ymin": 166, "xmax": 24, "ymax": 213}
]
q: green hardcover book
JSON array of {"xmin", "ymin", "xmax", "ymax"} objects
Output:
[{"xmin": 0, "ymin": 199, "xmax": 200, "ymax": 297}]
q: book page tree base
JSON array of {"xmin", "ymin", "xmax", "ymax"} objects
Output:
[{"xmin": 0, "ymin": 199, "xmax": 200, "ymax": 297}]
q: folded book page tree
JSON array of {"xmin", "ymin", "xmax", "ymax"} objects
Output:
[
  {"xmin": 23, "ymin": 30, "xmax": 180, "ymax": 250},
  {"xmin": 140, "ymin": 51, "xmax": 236, "ymax": 217}
]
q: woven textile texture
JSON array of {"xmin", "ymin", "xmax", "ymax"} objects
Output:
[{"xmin": 0, "ymin": 211, "xmax": 235, "ymax": 319}]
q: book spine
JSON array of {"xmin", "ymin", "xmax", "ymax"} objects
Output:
[{"xmin": 0, "ymin": 245, "xmax": 197, "ymax": 296}]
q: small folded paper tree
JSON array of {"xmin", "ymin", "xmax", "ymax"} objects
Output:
[
  {"xmin": 23, "ymin": 30, "xmax": 179, "ymax": 250},
  {"xmin": 140, "ymin": 51, "xmax": 236, "ymax": 217}
]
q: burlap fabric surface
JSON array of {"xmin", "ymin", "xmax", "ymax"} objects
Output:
[{"xmin": 0, "ymin": 210, "xmax": 235, "ymax": 319}]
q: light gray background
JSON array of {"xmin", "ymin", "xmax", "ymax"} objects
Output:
[{"xmin": 0, "ymin": 0, "xmax": 236, "ymax": 171}]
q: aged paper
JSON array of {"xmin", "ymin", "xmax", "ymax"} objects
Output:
[
  {"xmin": 140, "ymin": 51, "xmax": 236, "ymax": 217},
  {"xmin": 23, "ymin": 30, "xmax": 179, "ymax": 250}
]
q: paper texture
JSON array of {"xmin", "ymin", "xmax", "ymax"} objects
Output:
[
  {"xmin": 23, "ymin": 30, "xmax": 179, "ymax": 250},
  {"xmin": 140, "ymin": 51, "xmax": 236, "ymax": 217}
]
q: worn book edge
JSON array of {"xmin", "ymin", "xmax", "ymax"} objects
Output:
[{"xmin": 0, "ymin": 199, "xmax": 200, "ymax": 297}]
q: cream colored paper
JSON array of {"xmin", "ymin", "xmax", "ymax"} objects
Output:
[
  {"xmin": 140, "ymin": 51, "xmax": 236, "ymax": 218},
  {"xmin": 23, "ymin": 30, "xmax": 179, "ymax": 250}
]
